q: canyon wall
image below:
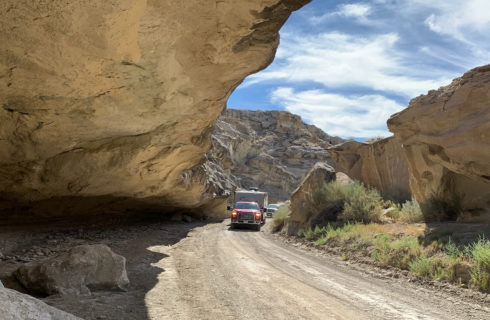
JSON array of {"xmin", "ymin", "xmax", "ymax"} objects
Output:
[
  {"xmin": 210, "ymin": 109, "xmax": 343, "ymax": 201},
  {"xmin": 388, "ymin": 65, "xmax": 490, "ymax": 221},
  {"xmin": 0, "ymin": 0, "xmax": 310, "ymax": 222},
  {"xmin": 328, "ymin": 138, "xmax": 411, "ymax": 202}
]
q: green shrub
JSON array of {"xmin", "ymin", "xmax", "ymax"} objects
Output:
[
  {"xmin": 398, "ymin": 199, "xmax": 424, "ymax": 223},
  {"xmin": 409, "ymin": 256, "xmax": 433, "ymax": 277},
  {"xmin": 444, "ymin": 238, "xmax": 461, "ymax": 258},
  {"xmin": 315, "ymin": 237, "xmax": 327, "ymax": 246},
  {"xmin": 314, "ymin": 181, "xmax": 383, "ymax": 223},
  {"xmin": 298, "ymin": 225, "xmax": 330, "ymax": 241},
  {"xmin": 466, "ymin": 237, "xmax": 490, "ymax": 291},
  {"xmin": 272, "ymin": 205, "xmax": 290, "ymax": 233}
]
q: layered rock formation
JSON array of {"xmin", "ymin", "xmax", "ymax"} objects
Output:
[
  {"xmin": 208, "ymin": 109, "xmax": 343, "ymax": 201},
  {"xmin": 388, "ymin": 65, "xmax": 490, "ymax": 221},
  {"xmin": 328, "ymin": 138, "xmax": 411, "ymax": 202},
  {"xmin": 0, "ymin": 0, "xmax": 310, "ymax": 222}
]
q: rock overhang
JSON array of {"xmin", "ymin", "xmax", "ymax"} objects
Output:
[{"xmin": 0, "ymin": 0, "xmax": 311, "ymax": 223}]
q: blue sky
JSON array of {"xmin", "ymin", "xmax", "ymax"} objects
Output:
[{"xmin": 227, "ymin": 0, "xmax": 490, "ymax": 139}]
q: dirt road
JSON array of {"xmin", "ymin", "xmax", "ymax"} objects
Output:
[
  {"xmin": 2, "ymin": 219, "xmax": 489, "ymax": 319},
  {"xmin": 145, "ymin": 221, "xmax": 489, "ymax": 320}
]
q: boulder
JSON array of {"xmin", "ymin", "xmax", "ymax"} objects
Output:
[
  {"xmin": 0, "ymin": 286, "xmax": 81, "ymax": 320},
  {"xmin": 329, "ymin": 137, "xmax": 411, "ymax": 202},
  {"xmin": 15, "ymin": 244, "xmax": 129, "ymax": 295},
  {"xmin": 287, "ymin": 163, "xmax": 336, "ymax": 235},
  {"xmin": 0, "ymin": 0, "xmax": 310, "ymax": 222},
  {"xmin": 388, "ymin": 65, "xmax": 490, "ymax": 221}
]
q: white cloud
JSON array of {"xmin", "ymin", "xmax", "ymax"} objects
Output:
[
  {"xmin": 420, "ymin": 0, "xmax": 490, "ymax": 43},
  {"xmin": 271, "ymin": 87, "xmax": 404, "ymax": 138},
  {"xmin": 339, "ymin": 4, "xmax": 371, "ymax": 17},
  {"xmin": 246, "ymin": 32, "xmax": 451, "ymax": 98},
  {"xmin": 311, "ymin": 3, "xmax": 372, "ymax": 23}
]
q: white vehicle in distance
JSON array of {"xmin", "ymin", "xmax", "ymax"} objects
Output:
[{"xmin": 266, "ymin": 203, "xmax": 283, "ymax": 217}]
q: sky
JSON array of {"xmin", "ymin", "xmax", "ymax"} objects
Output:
[{"xmin": 227, "ymin": 0, "xmax": 490, "ymax": 140}]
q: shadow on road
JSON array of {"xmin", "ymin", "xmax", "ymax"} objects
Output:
[
  {"xmin": 0, "ymin": 214, "xmax": 216, "ymax": 320},
  {"xmin": 227, "ymin": 223, "xmax": 261, "ymax": 232}
]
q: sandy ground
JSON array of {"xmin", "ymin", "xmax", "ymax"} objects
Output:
[{"xmin": 1, "ymin": 219, "xmax": 489, "ymax": 319}]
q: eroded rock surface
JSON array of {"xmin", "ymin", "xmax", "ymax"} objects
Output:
[
  {"xmin": 329, "ymin": 137, "xmax": 411, "ymax": 202},
  {"xmin": 287, "ymin": 162, "xmax": 336, "ymax": 235},
  {"xmin": 0, "ymin": 0, "xmax": 310, "ymax": 221},
  {"xmin": 0, "ymin": 286, "xmax": 81, "ymax": 320},
  {"xmin": 15, "ymin": 244, "xmax": 129, "ymax": 295},
  {"xmin": 388, "ymin": 65, "xmax": 490, "ymax": 221},
  {"xmin": 209, "ymin": 109, "xmax": 343, "ymax": 201}
]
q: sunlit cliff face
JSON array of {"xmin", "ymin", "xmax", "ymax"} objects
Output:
[{"xmin": 0, "ymin": 0, "xmax": 311, "ymax": 222}]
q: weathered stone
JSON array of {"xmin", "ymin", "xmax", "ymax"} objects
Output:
[
  {"xmin": 0, "ymin": 286, "xmax": 81, "ymax": 320},
  {"xmin": 209, "ymin": 109, "xmax": 342, "ymax": 202},
  {"xmin": 329, "ymin": 137, "xmax": 411, "ymax": 202},
  {"xmin": 388, "ymin": 65, "xmax": 490, "ymax": 221},
  {"xmin": 15, "ymin": 244, "xmax": 129, "ymax": 295},
  {"xmin": 0, "ymin": 0, "xmax": 310, "ymax": 222},
  {"xmin": 287, "ymin": 162, "xmax": 336, "ymax": 235}
]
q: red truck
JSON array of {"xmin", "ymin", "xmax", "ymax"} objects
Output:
[{"xmin": 230, "ymin": 201, "xmax": 263, "ymax": 231}]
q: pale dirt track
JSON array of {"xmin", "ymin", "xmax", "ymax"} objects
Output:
[
  {"xmin": 145, "ymin": 221, "xmax": 490, "ymax": 320},
  {"xmin": 2, "ymin": 219, "xmax": 489, "ymax": 320}
]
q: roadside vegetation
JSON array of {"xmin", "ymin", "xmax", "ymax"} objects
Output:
[
  {"xmin": 284, "ymin": 180, "xmax": 490, "ymax": 292},
  {"xmin": 310, "ymin": 181, "xmax": 383, "ymax": 223},
  {"xmin": 271, "ymin": 205, "xmax": 291, "ymax": 233}
]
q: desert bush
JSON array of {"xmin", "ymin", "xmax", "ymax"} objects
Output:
[
  {"xmin": 466, "ymin": 237, "xmax": 490, "ymax": 292},
  {"xmin": 271, "ymin": 205, "xmax": 290, "ymax": 233},
  {"xmin": 398, "ymin": 199, "xmax": 424, "ymax": 223},
  {"xmin": 298, "ymin": 225, "xmax": 330, "ymax": 241},
  {"xmin": 409, "ymin": 255, "xmax": 433, "ymax": 277},
  {"xmin": 313, "ymin": 181, "xmax": 383, "ymax": 223},
  {"xmin": 444, "ymin": 238, "xmax": 461, "ymax": 258}
]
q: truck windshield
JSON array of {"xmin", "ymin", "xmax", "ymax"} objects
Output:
[{"xmin": 235, "ymin": 203, "xmax": 259, "ymax": 210}]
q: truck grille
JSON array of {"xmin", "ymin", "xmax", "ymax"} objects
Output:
[{"xmin": 238, "ymin": 212, "xmax": 254, "ymax": 220}]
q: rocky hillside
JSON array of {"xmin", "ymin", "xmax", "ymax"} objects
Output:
[
  {"xmin": 0, "ymin": 0, "xmax": 310, "ymax": 222},
  {"xmin": 388, "ymin": 65, "xmax": 490, "ymax": 221},
  {"xmin": 206, "ymin": 109, "xmax": 343, "ymax": 201}
]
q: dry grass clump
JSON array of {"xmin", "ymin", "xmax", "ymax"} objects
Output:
[{"xmin": 298, "ymin": 222, "xmax": 490, "ymax": 292}]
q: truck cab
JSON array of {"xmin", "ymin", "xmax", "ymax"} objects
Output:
[
  {"xmin": 230, "ymin": 201, "xmax": 263, "ymax": 231},
  {"xmin": 232, "ymin": 189, "xmax": 268, "ymax": 224}
]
